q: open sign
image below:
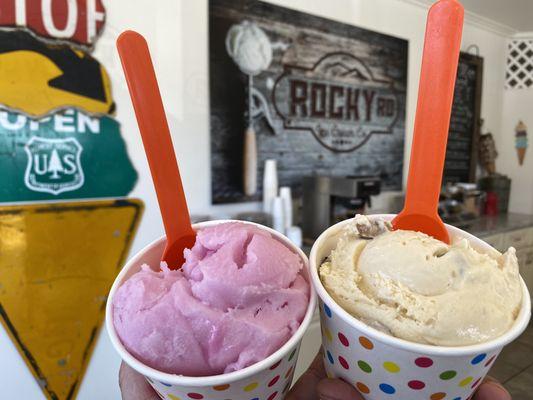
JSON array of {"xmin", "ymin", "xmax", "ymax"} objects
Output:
[{"xmin": 0, "ymin": 0, "xmax": 106, "ymax": 47}]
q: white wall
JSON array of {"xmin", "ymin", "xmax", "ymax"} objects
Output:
[
  {"xmin": 0, "ymin": 1, "xmax": 511, "ymax": 399},
  {"xmin": 497, "ymin": 35, "xmax": 533, "ymax": 214},
  {"xmin": 498, "ymin": 89, "xmax": 533, "ymax": 213}
]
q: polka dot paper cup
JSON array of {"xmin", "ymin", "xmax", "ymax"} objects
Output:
[
  {"xmin": 106, "ymin": 220, "xmax": 316, "ymax": 400},
  {"xmin": 310, "ymin": 214, "xmax": 531, "ymax": 400}
]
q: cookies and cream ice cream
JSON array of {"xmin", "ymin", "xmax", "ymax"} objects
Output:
[
  {"xmin": 319, "ymin": 215, "xmax": 523, "ymax": 346},
  {"xmin": 113, "ymin": 222, "xmax": 309, "ymax": 376}
]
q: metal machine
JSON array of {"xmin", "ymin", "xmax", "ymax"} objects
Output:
[{"xmin": 302, "ymin": 175, "xmax": 381, "ymax": 241}]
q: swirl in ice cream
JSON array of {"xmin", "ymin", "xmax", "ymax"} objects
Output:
[
  {"xmin": 320, "ymin": 215, "xmax": 523, "ymax": 346},
  {"xmin": 113, "ymin": 222, "xmax": 309, "ymax": 376}
]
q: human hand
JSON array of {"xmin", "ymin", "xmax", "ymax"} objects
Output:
[
  {"xmin": 118, "ymin": 356, "xmax": 511, "ymax": 400},
  {"xmin": 285, "ymin": 352, "xmax": 363, "ymax": 400},
  {"xmin": 119, "ymin": 362, "xmax": 160, "ymax": 400},
  {"xmin": 473, "ymin": 376, "xmax": 512, "ymax": 400}
]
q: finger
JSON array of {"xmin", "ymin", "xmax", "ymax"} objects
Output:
[
  {"xmin": 317, "ymin": 378, "xmax": 365, "ymax": 400},
  {"xmin": 473, "ymin": 377, "xmax": 511, "ymax": 400},
  {"xmin": 285, "ymin": 352, "xmax": 325, "ymax": 400},
  {"xmin": 119, "ymin": 362, "xmax": 160, "ymax": 400}
]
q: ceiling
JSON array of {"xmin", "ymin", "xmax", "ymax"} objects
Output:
[{"xmin": 417, "ymin": 0, "xmax": 533, "ymax": 32}]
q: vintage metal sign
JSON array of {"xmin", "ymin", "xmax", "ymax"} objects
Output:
[
  {"xmin": 0, "ymin": 199, "xmax": 143, "ymax": 400},
  {"xmin": 0, "ymin": 0, "xmax": 106, "ymax": 47},
  {"xmin": 272, "ymin": 52, "xmax": 399, "ymax": 153},
  {"xmin": 0, "ymin": 108, "xmax": 137, "ymax": 202},
  {"xmin": 0, "ymin": 30, "xmax": 113, "ymax": 117}
]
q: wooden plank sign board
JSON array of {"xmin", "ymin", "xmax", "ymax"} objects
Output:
[
  {"xmin": 209, "ymin": 0, "xmax": 408, "ymax": 204},
  {"xmin": 0, "ymin": 199, "xmax": 143, "ymax": 400}
]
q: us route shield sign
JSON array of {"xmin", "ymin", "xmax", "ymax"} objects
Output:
[{"xmin": 0, "ymin": 108, "xmax": 137, "ymax": 202}]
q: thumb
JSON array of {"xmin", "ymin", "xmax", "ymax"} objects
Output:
[
  {"xmin": 119, "ymin": 362, "xmax": 161, "ymax": 400},
  {"xmin": 317, "ymin": 378, "xmax": 365, "ymax": 400},
  {"xmin": 286, "ymin": 351, "xmax": 364, "ymax": 400},
  {"xmin": 473, "ymin": 377, "xmax": 511, "ymax": 400}
]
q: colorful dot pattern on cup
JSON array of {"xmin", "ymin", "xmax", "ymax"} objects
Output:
[
  {"xmin": 154, "ymin": 300, "xmax": 498, "ymax": 400},
  {"xmin": 379, "ymin": 383, "xmax": 396, "ymax": 394},
  {"xmin": 338, "ymin": 332, "xmax": 349, "ymax": 346},
  {"xmin": 268, "ymin": 375, "xmax": 280, "ymax": 387},
  {"xmin": 440, "ymin": 370, "xmax": 457, "ymax": 380},
  {"xmin": 338, "ymin": 356, "xmax": 349, "ymax": 370},
  {"xmin": 324, "ymin": 304, "xmax": 332, "ymax": 317},
  {"xmin": 288, "ymin": 348, "xmax": 297, "ymax": 361},
  {"xmin": 415, "ymin": 357, "xmax": 434, "ymax": 368},
  {"xmin": 267, "ymin": 391, "xmax": 278, "ymax": 400},
  {"xmin": 285, "ymin": 366, "xmax": 293, "ymax": 379},
  {"xmin": 359, "ymin": 336, "xmax": 374, "ymax": 349},
  {"xmin": 144, "ymin": 343, "xmax": 300, "ymax": 400},
  {"xmin": 408, "ymin": 380, "xmax": 425, "ymax": 390},
  {"xmin": 459, "ymin": 377, "xmax": 473, "ymax": 387},
  {"xmin": 471, "ymin": 353, "xmax": 486, "ymax": 365},
  {"xmin": 327, "ymin": 350, "xmax": 334, "ymax": 364},
  {"xmin": 318, "ymin": 301, "xmax": 499, "ymax": 400},
  {"xmin": 485, "ymin": 355, "xmax": 497, "ymax": 367},
  {"xmin": 357, "ymin": 360, "xmax": 372, "ymax": 373},
  {"xmin": 244, "ymin": 382, "xmax": 258, "ymax": 392},
  {"xmin": 383, "ymin": 361, "xmax": 400, "ymax": 373},
  {"xmin": 471, "ymin": 377, "xmax": 482, "ymax": 389},
  {"xmin": 356, "ymin": 382, "xmax": 370, "ymax": 394},
  {"xmin": 269, "ymin": 360, "xmax": 281, "ymax": 370}
]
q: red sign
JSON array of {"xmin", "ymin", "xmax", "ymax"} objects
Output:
[{"xmin": 0, "ymin": 0, "xmax": 106, "ymax": 47}]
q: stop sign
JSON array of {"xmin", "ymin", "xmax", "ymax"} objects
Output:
[{"xmin": 0, "ymin": 0, "xmax": 106, "ymax": 47}]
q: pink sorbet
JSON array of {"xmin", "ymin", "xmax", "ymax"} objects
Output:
[{"xmin": 112, "ymin": 222, "xmax": 309, "ymax": 376}]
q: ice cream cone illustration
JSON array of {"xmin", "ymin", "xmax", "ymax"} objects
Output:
[{"xmin": 515, "ymin": 120, "xmax": 528, "ymax": 166}]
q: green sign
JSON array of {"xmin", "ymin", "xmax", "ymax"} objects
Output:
[{"xmin": 0, "ymin": 108, "xmax": 137, "ymax": 202}]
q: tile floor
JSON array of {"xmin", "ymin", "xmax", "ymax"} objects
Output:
[{"xmin": 489, "ymin": 322, "xmax": 533, "ymax": 399}]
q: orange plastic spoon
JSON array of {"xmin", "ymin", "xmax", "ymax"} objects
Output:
[
  {"xmin": 117, "ymin": 31, "xmax": 196, "ymax": 268},
  {"xmin": 392, "ymin": 0, "xmax": 464, "ymax": 244}
]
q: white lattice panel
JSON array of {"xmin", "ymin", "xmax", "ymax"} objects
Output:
[{"xmin": 506, "ymin": 39, "xmax": 533, "ymax": 89}]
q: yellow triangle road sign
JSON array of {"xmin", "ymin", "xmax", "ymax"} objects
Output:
[{"xmin": 0, "ymin": 199, "xmax": 143, "ymax": 400}]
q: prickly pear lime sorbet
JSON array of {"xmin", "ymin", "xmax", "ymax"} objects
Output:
[{"xmin": 112, "ymin": 222, "xmax": 309, "ymax": 376}]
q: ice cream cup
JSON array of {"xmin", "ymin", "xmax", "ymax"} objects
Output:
[
  {"xmin": 106, "ymin": 220, "xmax": 316, "ymax": 400},
  {"xmin": 310, "ymin": 214, "xmax": 531, "ymax": 400}
]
